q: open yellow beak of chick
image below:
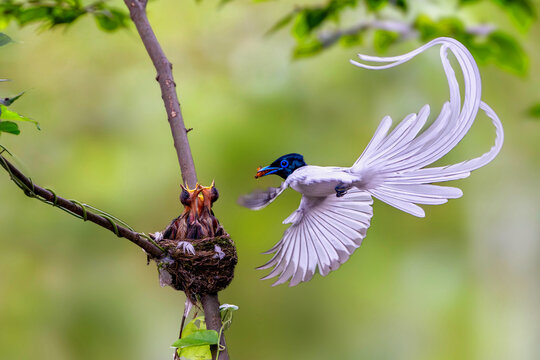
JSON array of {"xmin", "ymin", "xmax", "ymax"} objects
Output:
[{"xmin": 180, "ymin": 181, "xmax": 217, "ymax": 215}]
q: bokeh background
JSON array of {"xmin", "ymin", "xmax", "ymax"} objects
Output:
[{"xmin": 1, "ymin": 1, "xmax": 539, "ymax": 359}]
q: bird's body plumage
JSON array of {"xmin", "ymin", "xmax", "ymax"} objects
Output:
[
  {"xmin": 240, "ymin": 37, "xmax": 504, "ymax": 286},
  {"xmin": 287, "ymin": 166, "xmax": 357, "ymax": 197}
]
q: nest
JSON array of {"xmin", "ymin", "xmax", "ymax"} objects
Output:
[
  {"xmin": 155, "ymin": 183, "xmax": 237, "ymax": 300},
  {"xmin": 159, "ymin": 235, "xmax": 237, "ymax": 299}
]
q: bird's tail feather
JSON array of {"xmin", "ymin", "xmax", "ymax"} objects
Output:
[{"xmin": 350, "ymin": 38, "xmax": 503, "ymax": 217}]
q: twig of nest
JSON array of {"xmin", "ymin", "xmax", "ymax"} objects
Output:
[{"xmin": 154, "ymin": 183, "xmax": 237, "ymax": 301}]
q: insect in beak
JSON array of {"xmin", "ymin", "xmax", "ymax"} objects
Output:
[{"xmin": 255, "ymin": 166, "xmax": 280, "ymax": 179}]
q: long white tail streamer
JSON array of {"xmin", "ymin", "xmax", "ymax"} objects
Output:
[{"xmin": 350, "ymin": 37, "xmax": 504, "ymax": 217}]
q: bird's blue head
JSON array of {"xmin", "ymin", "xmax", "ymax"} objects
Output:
[{"xmin": 255, "ymin": 153, "xmax": 306, "ymax": 180}]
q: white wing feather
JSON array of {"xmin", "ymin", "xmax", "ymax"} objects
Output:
[{"xmin": 258, "ymin": 189, "xmax": 373, "ymax": 286}]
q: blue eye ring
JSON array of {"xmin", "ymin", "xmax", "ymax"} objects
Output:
[{"xmin": 280, "ymin": 160, "xmax": 289, "ymax": 168}]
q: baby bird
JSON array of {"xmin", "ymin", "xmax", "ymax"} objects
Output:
[
  {"xmin": 158, "ymin": 182, "xmax": 227, "ymax": 255},
  {"xmin": 199, "ymin": 181, "xmax": 224, "ymax": 237},
  {"xmin": 239, "ymin": 37, "xmax": 504, "ymax": 287},
  {"xmin": 161, "ymin": 185, "xmax": 203, "ymax": 255}
]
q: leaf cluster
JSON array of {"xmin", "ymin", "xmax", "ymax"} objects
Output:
[
  {"xmin": 0, "ymin": 34, "xmax": 39, "ymax": 136},
  {"xmin": 268, "ymin": 0, "xmax": 535, "ymax": 76},
  {"xmin": 0, "ymin": 101, "xmax": 39, "ymax": 135},
  {"xmin": 172, "ymin": 316, "xmax": 217, "ymax": 360},
  {"xmin": 171, "ymin": 304, "xmax": 238, "ymax": 360},
  {"xmin": 414, "ymin": 15, "xmax": 528, "ymax": 75},
  {"xmin": 529, "ymin": 103, "xmax": 540, "ymax": 118},
  {"xmin": 0, "ymin": 0, "xmax": 129, "ymax": 32},
  {"xmin": 462, "ymin": 0, "xmax": 537, "ymax": 30}
]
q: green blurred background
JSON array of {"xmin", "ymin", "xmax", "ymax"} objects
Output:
[{"xmin": 1, "ymin": 1, "xmax": 539, "ymax": 359}]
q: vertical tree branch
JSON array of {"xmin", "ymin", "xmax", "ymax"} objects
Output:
[
  {"xmin": 123, "ymin": 0, "xmax": 197, "ymax": 186},
  {"xmin": 122, "ymin": 1, "xmax": 228, "ymax": 359},
  {"xmin": 202, "ymin": 293, "xmax": 229, "ymax": 360}
]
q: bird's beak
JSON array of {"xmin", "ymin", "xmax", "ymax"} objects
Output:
[
  {"xmin": 195, "ymin": 185, "xmax": 204, "ymax": 202},
  {"xmin": 255, "ymin": 166, "xmax": 280, "ymax": 179}
]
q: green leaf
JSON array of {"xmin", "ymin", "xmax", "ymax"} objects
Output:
[
  {"xmin": 414, "ymin": 15, "xmax": 469, "ymax": 43},
  {"xmin": 373, "ymin": 30, "xmax": 399, "ymax": 53},
  {"xmin": 0, "ymin": 32, "xmax": 13, "ymax": 46},
  {"xmin": 339, "ymin": 33, "xmax": 363, "ymax": 47},
  {"xmin": 0, "ymin": 92, "xmax": 25, "ymax": 106},
  {"xmin": 0, "ymin": 16, "xmax": 10, "ymax": 30},
  {"xmin": 293, "ymin": 38, "xmax": 323, "ymax": 58},
  {"xmin": 414, "ymin": 14, "xmax": 439, "ymax": 41},
  {"xmin": 172, "ymin": 330, "xmax": 219, "ymax": 349},
  {"xmin": 292, "ymin": 8, "xmax": 329, "ymax": 39},
  {"xmin": 0, "ymin": 121, "xmax": 20, "ymax": 135},
  {"xmin": 94, "ymin": 9, "xmax": 128, "ymax": 32},
  {"xmin": 436, "ymin": 17, "xmax": 466, "ymax": 37},
  {"xmin": 466, "ymin": 41, "xmax": 493, "ymax": 64},
  {"xmin": 528, "ymin": 103, "xmax": 540, "ymax": 118},
  {"xmin": 487, "ymin": 31, "xmax": 527, "ymax": 75},
  {"xmin": 266, "ymin": 11, "xmax": 296, "ymax": 36},
  {"xmin": 50, "ymin": 7, "xmax": 85, "ymax": 26},
  {"xmin": 365, "ymin": 0, "xmax": 388, "ymax": 11},
  {"xmin": 173, "ymin": 316, "xmax": 213, "ymax": 360},
  {"xmin": 394, "ymin": 0, "xmax": 408, "ymax": 11},
  {"xmin": 183, "ymin": 316, "xmax": 206, "ymax": 335},
  {"xmin": 18, "ymin": 7, "xmax": 52, "ymax": 26},
  {"xmin": 0, "ymin": 1, "xmax": 131, "ymax": 31},
  {"xmin": 491, "ymin": 0, "xmax": 536, "ymax": 31},
  {"xmin": 177, "ymin": 346, "xmax": 212, "ymax": 360},
  {"xmin": 0, "ymin": 105, "xmax": 40, "ymax": 130},
  {"xmin": 328, "ymin": 0, "xmax": 358, "ymax": 13}
]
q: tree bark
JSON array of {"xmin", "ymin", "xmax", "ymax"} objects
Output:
[
  {"xmin": 122, "ymin": 1, "xmax": 228, "ymax": 359},
  {"xmin": 201, "ymin": 293, "xmax": 229, "ymax": 360}
]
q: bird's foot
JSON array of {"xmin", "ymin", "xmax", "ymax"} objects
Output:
[
  {"xmin": 335, "ymin": 183, "xmax": 351, "ymax": 197},
  {"xmin": 176, "ymin": 241, "xmax": 195, "ymax": 255}
]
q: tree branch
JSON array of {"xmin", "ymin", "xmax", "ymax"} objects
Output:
[
  {"xmin": 122, "ymin": 1, "xmax": 228, "ymax": 359},
  {"xmin": 201, "ymin": 293, "xmax": 228, "ymax": 360},
  {"xmin": 318, "ymin": 19, "xmax": 496, "ymax": 49},
  {"xmin": 0, "ymin": 153, "xmax": 164, "ymax": 258},
  {"xmin": 318, "ymin": 20, "xmax": 412, "ymax": 48},
  {"xmin": 123, "ymin": 0, "xmax": 197, "ymax": 187}
]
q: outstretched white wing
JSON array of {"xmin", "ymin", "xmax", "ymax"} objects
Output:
[
  {"xmin": 258, "ymin": 189, "xmax": 373, "ymax": 286},
  {"xmin": 350, "ymin": 37, "xmax": 504, "ymax": 217}
]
